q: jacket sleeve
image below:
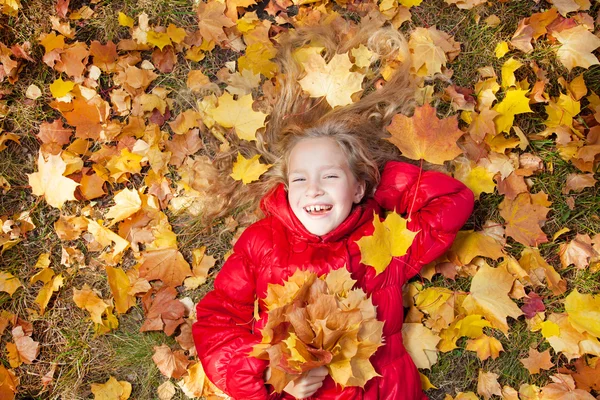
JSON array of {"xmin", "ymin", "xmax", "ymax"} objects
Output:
[
  {"xmin": 373, "ymin": 161, "xmax": 474, "ymax": 281},
  {"xmin": 192, "ymin": 227, "xmax": 273, "ymax": 400}
]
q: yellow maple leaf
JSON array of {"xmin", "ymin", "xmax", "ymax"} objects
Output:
[
  {"xmin": 457, "ymin": 315, "xmax": 492, "ymax": 339},
  {"xmin": 177, "ymin": 362, "xmax": 207, "ymax": 398},
  {"xmin": 356, "ymin": 211, "xmax": 419, "ymax": 275},
  {"xmin": 501, "ymin": 57, "xmax": 523, "ymax": 89},
  {"xmin": 545, "ymin": 93, "xmax": 580, "ymax": 130},
  {"xmin": 238, "ymin": 41, "xmax": 278, "ymax": 78},
  {"xmin": 564, "ymin": 289, "xmax": 600, "ymax": 338},
  {"xmin": 466, "ymin": 335, "xmax": 504, "ymax": 361},
  {"xmin": 105, "ymin": 188, "xmax": 142, "ymax": 226},
  {"xmin": 90, "ymin": 376, "xmax": 132, "ymax": 400},
  {"xmin": 184, "ymin": 246, "xmax": 216, "ymax": 290},
  {"xmin": 167, "ymin": 24, "xmax": 186, "ymax": 44},
  {"xmin": 27, "ymin": 153, "xmax": 79, "ymax": 209},
  {"xmin": 452, "ymin": 160, "xmax": 497, "ymax": 200},
  {"xmin": 0, "ymin": 0, "xmax": 20, "ymax": 16},
  {"xmin": 106, "ymin": 266, "xmax": 136, "ymax": 314},
  {"xmin": 298, "ymin": 52, "xmax": 365, "ymax": 108},
  {"xmin": 39, "ymin": 32, "xmax": 65, "ymax": 54},
  {"xmin": 147, "ymin": 31, "xmax": 172, "ymax": 50},
  {"xmin": 85, "ymin": 219, "xmax": 130, "ymax": 264},
  {"xmin": 461, "ymin": 263, "xmax": 523, "ymax": 335},
  {"xmin": 492, "ymin": 89, "xmax": 532, "ymax": 133},
  {"xmin": 495, "ymin": 41, "xmax": 509, "ymax": 58},
  {"xmin": 118, "ymin": 12, "xmax": 134, "ymax": 28},
  {"xmin": 554, "ymin": 25, "xmax": 600, "ymax": 72},
  {"xmin": 73, "ymin": 284, "xmax": 109, "ymax": 325},
  {"xmin": 351, "ymin": 44, "xmax": 374, "ymax": 68},
  {"xmin": 209, "ymin": 92, "xmax": 267, "ymax": 142},
  {"xmin": 230, "ymin": 153, "xmax": 271, "ymax": 184},
  {"xmin": 49, "ymin": 78, "xmax": 75, "ymax": 98},
  {"xmin": 0, "ymin": 272, "xmax": 22, "ymax": 297}
]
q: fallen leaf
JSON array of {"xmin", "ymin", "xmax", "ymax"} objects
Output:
[
  {"xmin": 402, "ymin": 323, "xmax": 440, "ymax": 369},
  {"xmin": 183, "ymin": 246, "xmax": 216, "ymax": 290},
  {"xmin": 298, "ymin": 52, "xmax": 365, "ymax": 108},
  {"xmin": 0, "ymin": 272, "xmax": 22, "ymax": 296},
  {"xmin": 140, "ymin": 247, "xmax": 192, "ymax": 287},
  {"xmin": 106, "ymin": 266, "xmax": 136, "ymax": 314},
  {"xmin": 73, "ymin": 284, "xmax": 109, "ymax": 325},
  {"xmin": 554, "ymin": 24, "xmax": 600, "ymax": 72},
  {"xmin": 90, "ymin": 376, "xmax": 132, "ymax": 400},
  {"xmin": 559, "ymin": 234, "xmax": 599, "ymax": 269},
  {"xmin": 230, "ymin": 153, "xmax": 271, "ymax": 184},
  {"xmin": 209, "ymin": 92, "xmax": 267, "ymax": 142},
  {"xmin": 105, "ymin": 188, "xmax": 142, "ymax": 225},
  {"xmin": 27, "ymin": 153, "xmax": 79, "ymax": 208},
  {"xmin": 499, "ymin": 192, "xmax": 550, "ymax": 247},
  {"xmin": 562, "ymin": 173, "xmax": 596, "ymax": 194},
  {"xmin": 7, "ymin": 326, "xmax": 39, "ymax": 367},
  {"xmin": 152, "ymin": 344, "xmax": 190, "ymax": 379},
  {"xmin": 520, "ymin": 347, "xmax": 554, "ymax": 374},
  {"xmin": 140, "ymin": 286, "xmax": 186, "ymax": 336},
  {"xmin": 493, "ymin": 89, "xmax": 532, "ymax": 134},
  {"xmin": 387, "ymin": 103, "xmax": 464, "ymax": 164},
  {"xmin": 540, "ymin": 373, "xmax": 595, "ymax": 400},
  {"xmin": 570, "ymin": 357, "xmax": 600, "ymax": 391},
  {"xmin": 157, "ymin": 380, "xmax": 176, "ymax": 400},
  {"xmin": 564, "ymin": 289, "xmax": 600, "ymax": 338},
  {"xmin": 356, "ymin": 211, "xmax": 419, "ymax": 275},
  {"xmin": 477, "ymin": 370, "xmax": 501, "ymax": 400},
  {"xmin": 462, "ymin": 263, "xmax": 523, "ymax": 335},
  {"xmin": 466, "ymin": 335, "xmax": 504, "ymax": 361},
  {"xmin": 0, "ymin": 364, "xmax": 18, "ymax": 400}
]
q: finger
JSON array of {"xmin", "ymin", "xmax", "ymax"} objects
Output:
[{"xmin": 308, "ymin": 366, "xmax": 329, "ymax": 377}]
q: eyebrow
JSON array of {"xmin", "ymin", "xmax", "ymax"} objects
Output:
[{"xmin": 288, "ymin": 165, "xmax": 343, "ymax": 174}]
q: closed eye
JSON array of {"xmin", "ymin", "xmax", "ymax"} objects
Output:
[
  {"xmin": 291, "ymin": 178, "xmax": 305, "ymax": 182},
  {"xmin": 325, "ymin": 175, "xmax": 338, "ymax": 179}
]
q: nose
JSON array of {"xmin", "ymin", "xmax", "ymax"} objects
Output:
[{"xmin": 306, "ymin": 179, "xmax": 323, "ymax": 197}]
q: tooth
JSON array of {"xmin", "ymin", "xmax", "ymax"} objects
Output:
[{"xmin": 316, "ymin": 206, "xmax": 321, "ymax": 211}]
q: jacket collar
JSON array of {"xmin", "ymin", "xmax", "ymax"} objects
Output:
[{"xmin": 260, "ymin": 183, "xmax": 379, "ymax": 243}]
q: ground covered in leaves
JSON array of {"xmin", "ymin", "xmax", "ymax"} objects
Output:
[{"xmin": 0, "ymin": 0, "xmax": 600, "ymax": 399}]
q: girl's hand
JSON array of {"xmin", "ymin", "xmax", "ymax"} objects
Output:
[{"xmin": 264, "ymin": 366, "xmax": 328, "ymax": 399}]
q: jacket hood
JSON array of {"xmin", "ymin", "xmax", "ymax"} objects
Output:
[{"xmin": 260, "ymin": 183, "xmax": 380, "ymax": 243}]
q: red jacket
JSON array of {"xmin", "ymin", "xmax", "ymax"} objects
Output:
[{"xmin": 193, "ymin": 161, "xmax": 474, "ymax": 400}]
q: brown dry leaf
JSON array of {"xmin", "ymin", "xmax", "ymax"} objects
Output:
[
  {"xmin": 499, "ymin": 192, "xmax": 550, "ymax": 247},
  {"xmin": 139, "ymin": 247, "xmax": 192, "ymax": 287},
  {"xmin": 477, "ymin": 370, "xmax": 502, "ymax": 400},
  {"xmin": 570, "ymin": 357, "xmax": 600, "ymax": 391},
  {"xmin": 62, "ymin": 96, "xmax": 109, "ymax": 140},
  {"xmin": 387, "ymin": 103, "xmax": 464, "ymax": 164},
  {"xmin": 175, "ymin": 320, "xmax": 197, "ymax": 356},
  {"xmin": 466, "ymin": 335, "xmax": 504, "ymax": 361},
  {"xmin": 140, "ymin": 286, "xmax": 186, "ymax": 336},
  {"xmin": 7, "ymin": 326, "xmax": 39, "ymax": 367},
  {"xmin": 196, "ymin": 1, "xmax": 235, "ymax": 45},
  {"xmin": 90, "ymin": 376, "xmax": 132, "ymax": 400},
  {"xmin": 540, "ymin": 373, "xmax": 595, "ymax": 400},
  {"xmin": 520, "ymin": 347, "xmax": 554, "ymax": 374},
  {"xmin": 166, "ymin": 128, "xmax": 202, "ymax": 167},
  {"xmin": 38, "ymin": 119, "xmax": 73, "ymax": 154},
  {"xmin": 152, "ymin": 344, "xmax": 190, "ymax": 379},
  {"xmin": 41, "ymin": 362, "xmax": 57, "ymax": 389},
  {"xmin": 89, "ymin": 40, "xmax": 117, "ymax": 71},
  {"xmin": 559, "ymin": 234, "xmax": 599, "ymax": 270},
  {"xmin": 462, "ymin": 263, "xmax": 523, "ymax": 335},
  {"xmin": 563, "ymin": 173, "xmax": 596, "ymax": 194}
]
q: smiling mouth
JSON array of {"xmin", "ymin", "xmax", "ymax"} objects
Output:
[{"xmin": 303, "ymin": 205, "xmax": 333, "ymax": 215}]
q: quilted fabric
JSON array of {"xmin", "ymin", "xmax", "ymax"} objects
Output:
[{"xmin": 193, "ymin": 161, "xmax": 474, "ymax": 400}]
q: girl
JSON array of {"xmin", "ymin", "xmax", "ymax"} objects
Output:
[{"xmin": 193, "ymin": 23, "xmax": 474, "ymax": 400}]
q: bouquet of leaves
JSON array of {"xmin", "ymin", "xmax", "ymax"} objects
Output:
[{"xmin": 250, "ymin": 268, "xmax": 384, "ymax": 392}]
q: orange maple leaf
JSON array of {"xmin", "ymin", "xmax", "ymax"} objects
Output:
[{"xmin": 387, "ymin": 103, "xmax": 464, "ymax": 164}]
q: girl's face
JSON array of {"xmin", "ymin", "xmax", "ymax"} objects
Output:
[{"xmin": 287, "ymin": 137, "xmax": 366, "ymax": 236}]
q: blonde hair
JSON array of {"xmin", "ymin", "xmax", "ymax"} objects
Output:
[{"xmin": 203, "ymin": 22, "xmax": 417, "ymax": 226}]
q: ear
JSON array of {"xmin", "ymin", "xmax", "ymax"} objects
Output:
[{"xmin": 354, "ymin": 181, "xmax": 366, "ymax": 203}]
